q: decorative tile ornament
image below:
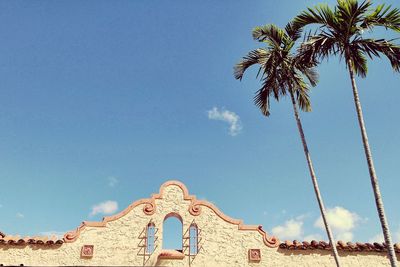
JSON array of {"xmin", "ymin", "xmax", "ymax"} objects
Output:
[
  {"xmin": 81, "ymin": 245, "xmax": 94, "ymax": 258},
  {"xmin": 248, "ymin": 249, "xmax": 261, "ymax": 262}
]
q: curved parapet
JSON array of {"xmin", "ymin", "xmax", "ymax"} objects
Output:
[{"xmin": 64, "ymin": 180, "xmax": 279, "ymax": 247}]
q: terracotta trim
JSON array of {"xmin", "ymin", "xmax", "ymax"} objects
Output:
[
  {"xmin": 164, "ymin": 212, "xmax": 183, "ymax": 223},
  {"xmin": 158, "ymin": 249, "xmax": 185, "ymax": 260},
  {"xmin": 63, "ymin": 180, "xmax": 279, "ymax": 248},
  {"xmin": 64, "ymin": 198, "xmax": 155, "ymax": 242}
]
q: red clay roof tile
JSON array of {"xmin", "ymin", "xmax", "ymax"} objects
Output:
[
  {"xmin": 279, "ymin": 240, "xmax": 400, "ymax": 253},
  {"xmin": 0, "ymin": 235, "xmax": 64, "ymax": 246}
]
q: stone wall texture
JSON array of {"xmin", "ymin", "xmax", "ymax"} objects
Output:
[{"xmin": 0, "ymin": 181, "xmax": 398, "ymax": 266}]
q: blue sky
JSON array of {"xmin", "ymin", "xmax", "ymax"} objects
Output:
[{"xmin": 0, "ymin": 0, "xmax": 399, "ymax": 246}]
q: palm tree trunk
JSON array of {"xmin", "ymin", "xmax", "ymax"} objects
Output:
[
  {"xmin": 289, "ymin": 90, "xmax": 341, "ymax": 267},
  {"xmin": 347, "ymin": 59, "xmax": 398, "ymax": 267}
]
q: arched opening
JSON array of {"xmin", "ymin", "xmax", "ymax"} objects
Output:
[
  {"xmin": 189, "ymin": 223, "xmax": 198, "ymax": 255},
  {"xmin": 146, "ymin": 222, "xmax": 155, "ymax": 254},
  {"xmin": 162, "ymin": 213, "xmax": 183, "ymax": 252}
]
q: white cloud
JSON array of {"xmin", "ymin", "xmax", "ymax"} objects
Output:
[
  {"xmin": 16, "ymin": 212, "xmax": 24, "ymax": 219},
  {"xmin": 314, "ymin": 206, "xmax": 359, "ymax": 232},
  {"xmin": 207, "ymin": 107, "xmax": 242, "ymax": 136},
  {"xmin": 295, "ymin": 213, "xmax": 310, "ymax": 221},
  {"xmin": 271, "ymin": 209, "xmax": 364, "ymax": 242},
  {"xmin": 303, "ymin": 234, "xmax": 323, "ymax": 241},
  {"xmin": 90, "ymin": 200, "xmax": 118, "ymax": 216},
  {"xmin": 314, "ymin": 206, "xmax": 360, "ymax": 241},
  {"xmin": 368, "ymin": 233, "xmax": 384, "ymax": 243},
  {"xmin": 107, "ymin": 176, "xmax": 118, "ymax": 187},
  {"xmin": 271, "ymin": 219, "xmax": 304, "ymax": 240},
  {"xmin": 337, "ymin": 232, "xmax": 354, "ymax": 241},
  {"xmin": 39, "ymin": 231, "xmax": 65, "ymax": 238},
  {"xmin": 369, "ymin": 228, "xmax": 400, "ymax": 243}
]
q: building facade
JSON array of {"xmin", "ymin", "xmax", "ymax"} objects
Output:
[{"xmin": 0, "ymin": 180, "xmax": 399, "ymax": 266}]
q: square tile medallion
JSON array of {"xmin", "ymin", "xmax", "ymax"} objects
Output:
[
  {"xmin": 81, "ymin": 245, "xmax": 94, "ymax": 258},
  {"xmin": 249, "ymin": 248, "xmax": 261, "ymax": 262}
]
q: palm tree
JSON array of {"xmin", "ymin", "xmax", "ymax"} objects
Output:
[
  {"xmin": 293, "ymin": 1, "xmax": 400, "ymax": 266},
  {"xmin": 234, "ymin": 23, "xmax": 342, "ymax": 267}
]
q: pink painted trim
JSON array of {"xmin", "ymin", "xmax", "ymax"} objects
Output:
[
  {"xmin": 64, "ymin": 198, "xmax": 156, "ymax": 242},
  {"xmin": 64, "ymin": 180, "xmax": 279, "ymax": 248},
  {"xmin": 164, "ymin": 212, "xmax": 183, "ymax": 222},
  {"xmin": 158, "ymin": 249, "xmax": 185, "ymax": 260}
]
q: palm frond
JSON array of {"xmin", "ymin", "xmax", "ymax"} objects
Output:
[
  {"xmin": 253, "ymin": 79, "xmax": 274, "ymax": 116},
  {"xmin": 300, "ymin": 67, "xmax": 319, "ymax": 87},
  {"xmin": 293, "ymin": 3, "xmax": 338, "ymax": 31},
  {"xmin": 336, "ymin": 0, "xmax": 371, "ymax": 37},
  {"xmin": 361, "ymin": 4, "xmax": 400, "ymax": 31},
  {"xmin": 292, "ymin": 74, "xmax": 312, "ymax": 112},
  {"xmin": 296, "ymin": 87, "xmax": 312, "ymax": 112},
  {"xmin": 298, "ymin": 32, "xmax": 338, "ymax": 63},
  {"xmin": 348, "ymin": 44, "xmax": 368, "ymax": 77},
  {"xmin": 252, "ymin": 24, "xmax": 288, "ymax": 48},
  {"xmin": 354, "ymin": 38, "xmax": 400, "ymax": 72},
  {"xmin": 337, "ymin": 0, "xmax": 370, "ymax": 24},
  {"xmin": 285, "ymin": 21, "xmax": 302, "ymax": 42},
  {"xmin": 234, "ymin": 49, "xmax": 269, "ymax": 80}
]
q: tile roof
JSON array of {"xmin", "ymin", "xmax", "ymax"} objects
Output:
[
  {"xmin": 0, "ymin": 235, "xmax": 64, "ymax": 246},
  {"xmin": 279, "ymin": 240, "xmax": 400, "ymax": 253},
  {"xmin": 1, "ymin": 231, "xmax": 399, "ymax": 254}
]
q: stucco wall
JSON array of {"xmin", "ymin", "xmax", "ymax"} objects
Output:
[{"xmin": 0, "ymin": 181, "xmax": 398, "ymax": 266}]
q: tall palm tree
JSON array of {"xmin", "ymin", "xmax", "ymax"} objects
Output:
[
  {"xmin": 293, "ymin": 1, "xmax": 400, "ymax": 266},
  {"xmin": 234, "ymin": 23, "xmax": 342, "ymax": 267}
]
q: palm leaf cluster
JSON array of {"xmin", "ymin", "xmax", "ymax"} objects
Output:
[
  {"xmin": 292, "ymin": 2, "xmax": 400, "ymax": 267},
  {"xmin": 235, "ymin": 1, "xmax": 400, "ymax": 266},
  {"xmin": 234, "ymin": 23, "xmax": 318, "ymax": 116},
  {"xmin": 294, "ymin": 0, "xmax": 400, "ymax": 77}
]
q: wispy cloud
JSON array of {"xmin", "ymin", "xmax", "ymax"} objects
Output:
[
  {"xmin": 107, "ymin": 176, "xmax": 118, "ymax": 187},
  {"xmin": 369, "ymin": 228, "xmax": 400, "ymax": 243},
  {"xmin": 38, "ymin": 231, "xmax": 65, "ymax": 238},
  {"xmin": 314, "ymin": 206, "xmax": 360, "ymax": 241},
  {"xmin": 16, "ymin": 212, "xmax": 24, "ymax": 219},
  {"xmin": 394, "ymin": 230, "xmax": 400, "ymax": 242},
  {"xmin": 369, "ymin": 233, "xmax": 384, "ymax": 243},
  {"xmin": 207, "ymin": 107, "xmax": 242, "ymax": 136},
  {"xmin": 272, "ymin": 219, "xmax": 304, "ymax": 240},
  {"xmin": 303, "ymin": 234, "xmax": 323, "ymax": 241},
  {"xmin": 90, "ymin": 200, "xmax": 118, "ymax": 216}
]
